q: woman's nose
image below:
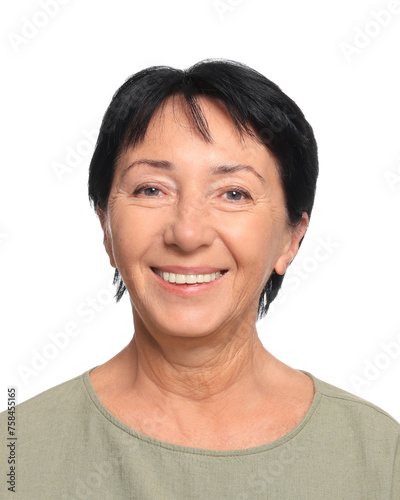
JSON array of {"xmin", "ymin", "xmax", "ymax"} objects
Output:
[{"xmin": 163, "ymin": 194, "xmax": 216, "ymax": 252}]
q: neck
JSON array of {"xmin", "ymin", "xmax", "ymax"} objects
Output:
[{"xmin": 118, "ymin": 312, "xmax": 275, "ymax": 408}]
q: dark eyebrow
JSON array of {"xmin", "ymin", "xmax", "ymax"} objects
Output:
[
  {"xmin": 121, "ymin": 159, "xmax": 265, "ymax": 184},
  {"xmin": 210, "ymin": 164, "xmax": 265, "ymax": 184},
  {"xmin": 121, "ymin": 159, "xmax": 173, "ymax": 178}
]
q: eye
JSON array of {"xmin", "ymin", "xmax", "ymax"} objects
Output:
[
  {"xmin": 133, "ymin": 185, "xmax": 161, "ymax": 197},
  {"xmin": 223, "ymin": 189, "xmax": 251, "ymax": 202}
]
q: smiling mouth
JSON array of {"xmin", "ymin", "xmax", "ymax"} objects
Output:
[{"xmin": 151, "ymin": 268, "xmax": 228, "ymax": 284}]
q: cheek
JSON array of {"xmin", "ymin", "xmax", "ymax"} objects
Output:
[
  {"xmin": 221, "ymin": 213, "xmax": 274, "ymax": 272},
  {"xmin": 110, "ymin": 207, "xmax": 161, "ymax": 264}
]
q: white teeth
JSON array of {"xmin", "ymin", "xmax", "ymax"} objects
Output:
[
  {"xmin": 176, "ymin": 274, "xmax": 186, "ymax": 284},
  {"xmin": 154, "ymin": 269, "xmax": 224, "ymax": 284}
]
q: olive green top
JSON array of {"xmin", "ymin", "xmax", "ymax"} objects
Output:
[{"xmin": 1, "ymin": 368, "xmax": 399, "ymax": 499}]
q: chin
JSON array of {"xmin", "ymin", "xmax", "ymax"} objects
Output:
[{"xmin": 150, "ymin": 306, "xmax": 228, "ymax": 339}]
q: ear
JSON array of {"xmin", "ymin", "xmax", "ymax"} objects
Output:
[
  {"xmin": 96, "ymin": 205, "xmax": 116, "ymax": 269},
  {"xmin": 274, "ymin": 212, "xmax": 309, "ymax": 275}
]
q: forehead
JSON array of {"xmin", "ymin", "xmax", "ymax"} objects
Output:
[
  {"xmin": 122, "ymin": 94, "xmax": 275, "ymax": 166},
  {"xmin": 151, "ymin": 94, "xmax": 240, "ymax": 137}
]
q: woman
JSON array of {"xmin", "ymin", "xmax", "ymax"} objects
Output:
[{"xmin": 1, "ymin": 60, "xmax": 399, "ymax": 499}]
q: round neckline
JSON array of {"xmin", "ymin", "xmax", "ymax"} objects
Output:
[{"xmin": 82, "ymin": 367, "xmax": 322, "ymax": 457}]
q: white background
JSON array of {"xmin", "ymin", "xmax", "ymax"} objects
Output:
[{"xmin": 1, "ymin": 0, "xmax": 400, "ymax": 421}]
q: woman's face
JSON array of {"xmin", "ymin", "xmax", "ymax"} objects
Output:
[{"xmin": 99, "ymin": 96, "xmax": 306, "ymax": 339}]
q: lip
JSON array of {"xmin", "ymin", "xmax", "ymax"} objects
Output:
[
  {"xmin": 152, "ymin": 266, "xmax": 227, "ymax": 274},
  {"xmin": 151, "ymin": 267, "xmax": 228, "ymax": 296}
]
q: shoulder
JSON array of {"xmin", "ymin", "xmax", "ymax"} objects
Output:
[
  {"xmin": 305, "ymin": 371, "xmax": 400, "ymax": 439},
  {"xmin": 0, "ymin": 369, "xmax": 119, "ymax": 498},
  {"xmin": 302, "ymin": 372, "xmax": 400, "ymax": 493},
  {"xmin": 0, "ymin": 371, "xmax": 89, "ymax": 430}
]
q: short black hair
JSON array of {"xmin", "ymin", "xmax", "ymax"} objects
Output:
[{"xmin": 88, "ymin": 59, "xmax": 318, "ymax": 319}]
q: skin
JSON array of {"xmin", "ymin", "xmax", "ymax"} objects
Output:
[{"xmin": 91, "ymin": 95, "xmax": 314, "ymax": 450}]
